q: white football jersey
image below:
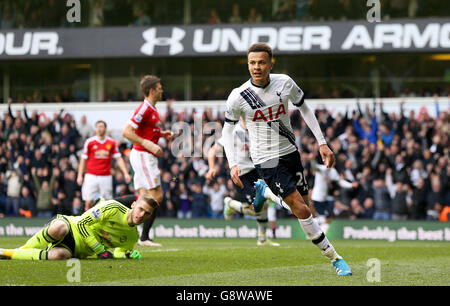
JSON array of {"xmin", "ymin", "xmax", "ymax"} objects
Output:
[
  {"xmin": 217, "ymin": 121, "xmax": 255, "ymax": 176},
  {"xmin": 225, "ymin": 74, "xmax": 304, "ymax": 165}
]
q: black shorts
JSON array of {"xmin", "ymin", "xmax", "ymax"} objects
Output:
[
  {"xmin": 45, "ymin": 215, "xmax": 76, "ymax": 256},
  {"xmin": 255, "ymin": 150, "xmax": 309, "ymax": 199},
  {"xmin": 233, "ymin": 169, "xmax": 260, "ymax": 204}
]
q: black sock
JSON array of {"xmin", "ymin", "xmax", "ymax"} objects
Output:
[{"xmin": 140, "ymin": 209, "xmax": 157, "ymax": 241}]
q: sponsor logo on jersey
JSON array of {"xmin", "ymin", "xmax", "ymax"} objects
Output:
[
  {"xmin": 94, "ymin": 149, "xmax": 110, "ymax": 159},
  {"xmin": 252, "ymin": 104, "xmax": 286, "ymax": 122},
  {"xmin": 92, "ymin": 208, "xmax": 102, "ymax": 220}
]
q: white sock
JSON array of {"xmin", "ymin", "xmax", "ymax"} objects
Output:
[
  {"xmin": 298, "ymin": 215, "xmax": 340, "ymax": 262},
  {"xmin": 227, "ymin": 199, "xmax": 260, "ymax": 216},
  {"xmin": 263, "ymin": 186, "xmax": 292, "ymax": 212}
]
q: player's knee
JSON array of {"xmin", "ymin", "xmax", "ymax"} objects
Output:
[
  {"xmin": 48, "ymin": 221, "xmax": 69, "ymax": 241},
  {"xmin": 47, "ymin": 248, "xmax": 72, "ymax": 260}
]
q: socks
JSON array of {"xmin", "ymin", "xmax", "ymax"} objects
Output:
[
  {"xmin": 298, "ymin": 215, "xmax": 340, "ymax": 262},
  {"xmin": 2, "ymin": 248, "xmax": 48, "ymax": 260},
  {"xmin": 227, "ymin": 199, "xmax": 260, "ymax": 216},
  {"xmin": 263, "ymin": 186, "xmax": 291, "ymax": 212},
  {"xmin": 140, "ymin": 211, "xmax": 156, "ymax": 241}
]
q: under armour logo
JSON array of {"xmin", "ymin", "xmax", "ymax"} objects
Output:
[
  {"xmin": 275, "ymin": 182, "xmax": 284, "ymax": 194},
  {"xmin": 140, "ymin": 27, "xmax": 185, "ymax": 56}
]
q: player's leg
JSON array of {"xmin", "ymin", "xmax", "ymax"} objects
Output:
[
  {"xmin": 130, "ymin": 150, "xmax": 162, "ymax": 247},
  {"xmin": 2, "ymin": 218, "xmax": 72, "ymax": 260},
  {"xmin": 98, "ymin": 175, "xmax": 114, "ymax": 200},
  {"xmin": 257, "ymin": 151, "xmax": 351, "ymax": 275},
  {"xmin": 267, "ymin": 201, "xmax": 277, "ymax": 239},
  {"xmin": 224, "ymin": 170, "xmax": 258, "ymax": 219},
  {"xmin": 138, "ymin": 186, "xmax": 162, "ymax": 247},
  {"xmin": 256, "ymin": 203, "xmax": 280, "ymax": 246},
  {"xmin": 254, "ymin": 179, "xmax": 291, "ymax": 211},
  {"xmin": 82, "ymin": 174, "xmax": 98, "ymax": 211}
]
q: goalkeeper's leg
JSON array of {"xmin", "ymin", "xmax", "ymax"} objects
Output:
[{"xmin": 1, "ymin": 219, "xmax": 71, "ymax": 260}]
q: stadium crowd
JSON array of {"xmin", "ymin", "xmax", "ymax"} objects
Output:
[
  {"xmin": 0, "ymin": 97, "xmax": 448, "ymax": 222},
  {"xmin": 1, "ymin": 0, "xmax": 447, "ymax": 29}
]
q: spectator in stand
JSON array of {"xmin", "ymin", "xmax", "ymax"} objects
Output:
[
  {"xmin": 18, "ymin": 185, "xmax": 36, "ymax": 218},
  {"xmin": 5, "ymin": 170, "xmax": 21, "ymax": 216},
  {"xmin": 372, "ymin": 177, "xmax": 391, "ymax": 220},
  {"xmin": 32, "ymin": 167, "xmax": 58, "ymax": 218},
  {"xmin": 134, "ymin": 8, "xmax": 151, "ymax": 26},
  {"xmin": 386, "ymin": 169, "xmax": 412, "ymax": 220},
  {"xmin": 207, "ymin": 9, "xmax": 221, "ymax": 24},
  {"xmin": 77, "ymin": 115, "xmax": 94, "ymax": 148},
  {"xmin": 177, "ymin": 183, "xmax": 191, "ymax": 219},
  {"xmin": 190, "ymin": 181, "xmax": 208, "ymax": 218},
  {"xmin": 272, "ymin": 1, "xmax": 292, "ymax": 22},
  {"xmin": 426, "ymin": 176, "xmax": 444, "ymax": 221},
  {"xmin": 229, "ymin": 4, "xmax": 242, "ymax": 24},
  {"xmin": 203, "ymin": 182, "xmax": 227, "ymax": 219},
  {"xmin": 89, "ymin": 0, "xmax": 104, "ymax": 27},
  {"xmin": 247, "ymin": 7, "xmax": 262, "ymax": 23}
]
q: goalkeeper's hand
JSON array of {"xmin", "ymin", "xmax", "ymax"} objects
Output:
[
  {"xmin": 97, "ymin": 251, "xmax": 113, "ymax": 259},
  {"xmin": 126, "ymin": 250, "xmax": 142, "ymax": 259}
]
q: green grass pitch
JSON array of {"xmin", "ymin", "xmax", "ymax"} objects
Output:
[{"xmin": 0, "ymin": 237, "xmax": 449, "ymax": 286}]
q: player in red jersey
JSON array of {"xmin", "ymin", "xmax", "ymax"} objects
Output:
[
  {"xmin": 122, "ymin": 75, "xmax": 173, "ymax": 247},
  {"xmin": 77, "ymin": 120, "xmax": 131, "ymax": 211}
]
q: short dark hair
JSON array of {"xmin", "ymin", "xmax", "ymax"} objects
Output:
[
  {"xmin": 95, "ymin": 120, "xmax": 107, "ymax": 128},
  {"xmin": 140, "ymin": 75, "xmax": 161, "ymax": 97},
  {"xmin": 138, "ymin": 193, "xmax": 159, "ymax": 208},
  {"xmin": 247, "ymin": 43, "xmax": 273, "ymax": 60}
]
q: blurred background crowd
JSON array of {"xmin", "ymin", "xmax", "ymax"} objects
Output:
[
  {"xmin": 1, "ymin": 98, "xmax": 448, "ymax": 221},
  {"xmin": 0, "ymin": 0, "xmax": 448, "ymax": 29}
]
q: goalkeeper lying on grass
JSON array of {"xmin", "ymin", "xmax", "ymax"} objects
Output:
[{"xmin": 0, "ymin": 194, "xmax": 158, "ymax": 260}]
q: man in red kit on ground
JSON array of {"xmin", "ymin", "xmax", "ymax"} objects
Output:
[
  {"xmin": 77, "ymin": 120, "xmax": 131, "ymax": 211},
  {"xmin": 122, "ymin": 75, "xmax": 174, "ymax": 247}
]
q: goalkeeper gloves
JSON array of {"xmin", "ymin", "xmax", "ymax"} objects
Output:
[
  {"xmin": 126, "ymin": 250, "xmax": 142, "ymax": 259},
  {"xmin": 97, "ymin": 251, "xmax": 113, "ymax": 259}
]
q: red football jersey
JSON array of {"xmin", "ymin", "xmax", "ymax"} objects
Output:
[
  {"xmin": 127, "ymin": 100, "xmax": 162, "ymax": 155},
  {"xmin": 81, "ymin": 136, "xmax": 121, "ymax": 176}
]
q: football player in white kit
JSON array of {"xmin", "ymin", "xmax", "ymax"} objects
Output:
[
  {"xmin": 221, "ymin": 43, "xmax": 352, "ymax": 276},
  {"xmin": 206, "ymin": 118, "xmax": 291, "ymax": 246}
]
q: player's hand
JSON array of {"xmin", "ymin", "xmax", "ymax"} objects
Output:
[
  {"xmin": 205, "ymin": 168, "xmax": 217, "ymax": 181},
  {"xmin": 126, "ymin": 250, "xmax": 142, "ymax": 259},
  {"xmin": 230, "ymin": 166, "xmax": 244, "ymax": 189},
  {"xmin": 319, "ymin": 144, "xmax": 335, "ymax": 168},
  {"xmin": 76, "ymin": 175, "xmax": 83, "ymax": 186},
  {"xmin": 97, "ymin": 251, "xmax": 113, "ymax": 259},
  {"xmin": 142, "ymin": 139, "xmax": 163, "ymax": 157},
  {"xmin": 161, "ymin": 130, "xmax": 174, "ymax": 141},
  {"xmin": 124, "ymin": 173, "xmax": 132, "ymax": 184}
]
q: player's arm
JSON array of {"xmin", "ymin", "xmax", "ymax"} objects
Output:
[
  {"xmin": 112, "ymin": 248, "xmax": 141, "ymax": 259},
  {"xmin": 299, "ymin": 102, "xmax": 335, "ymax": 168},
  {"xmin": 77, "ymin": 204, "xmax": 118, "ymax": 259},
  {"xmin": 77, "ymin": 157, "xmax": 87, "ymax": 186},
  {"xmin": 222, "ymin": 122, "xmax": 243, "ymax": 188},
  {"xmin": 205, "ymin": 143, "xmax": 222, "ymax": 181},
  {"xmin": 77, "ymin": 139, "xmax": 90, "ymax": 185},
  {"xmin": 287, "ymin": 77, "xmax": 334, "ymax": 168},
  {"xmin": 222, "ymin": 90, "xmax": 244, "ymax": 187},
  {"xmin": 121, "ymin": 123, "xmax": 162, "ymax": 157},
  {"xmin": 112, "ymin": 141, "xmax": 132, "ymax": 185}
]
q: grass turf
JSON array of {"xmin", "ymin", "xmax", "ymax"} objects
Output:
[{"xmin": 0, "ymin": 237, "xmax": 449, "ymax": 286}]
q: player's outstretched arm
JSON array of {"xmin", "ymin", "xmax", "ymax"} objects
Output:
[
  {"xmin": 298, "ymin": 102, "xmax": 335, "ymax": 168},
  {"xmin": 113, "ymin": 248, "xmax": 141, "ymax": 259}
]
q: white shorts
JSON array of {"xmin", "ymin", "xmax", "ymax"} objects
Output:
[
  {"xmin": 82, "ymin": 173, "xmax": 113, "ymax": 201},
  {"xmin": 129, "ymin": 149, "xmax": 161, "ymax": 190}
]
